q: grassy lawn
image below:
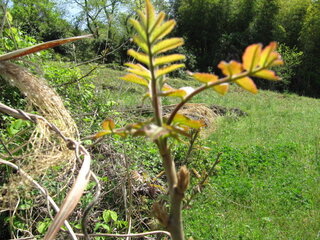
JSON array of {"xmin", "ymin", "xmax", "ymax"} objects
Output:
[{"xmin": 48, "ymin": 64, "xmax": 320, "ymax": 239}]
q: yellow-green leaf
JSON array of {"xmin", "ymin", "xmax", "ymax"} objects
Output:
[
  {"xmin": 95, "ymin": 130, "xmax": 112, "ymax": 138},
  {"xmin": 125, "ymin": 63, "xmax": 151, "ymax": 79},
  {"xmin": 253, "ymin": 69, "xmax": 281, "ymax": 81},
  {"xmin": 191, "ymin": 72, "xmax": 218, "ymax": 83},
  {"xmin": 259, "ymin": 41, "xmax": 277, "ymax": 67},
  {"xmin": 145, "ymin": 0, "xmax": 155, "ymax": 31},
  {"xmin": 137, "ymin": 10, "xmax": 147, "ymax": 29},
  {"xmin": 127, "ymin": 49, "xmax": 149, "ymax": 65},
  {"xmin": 173, "ymin": 114, "xmax": 205, "ymax": 129},
  {"xmin": 132, "ymin": 36, "xmax": 149, "ymax": 53},
  {"xmin": 259, "ymin": 42, "xmax": 283, "ymax": 68},
  {"xmin": 152, "ymin": 38, "xmax": 184, "ymax": 55},
  {"xmin": 156, "ymin": 64, "xmax": 185, "ymax": 78},
  {"xmin": 154, "ymin": 54, "xmax": 185, "ymax": 66},
  {"xmin": 163, "ymin": 124, "xmax": 191, "ymax": 138},
  {"xmin": 149, "ymin": 12, "xmax": 166, "ymax": 35},
  {"xmin": 126, "ymin": 64, "xmax": 151, "ymax": 79},
  {"xmin": 212, "ymin": 83, "xmax": 229, "ymax": 95},
  {"xmin": 218, "ymin": 60, "xmax": 242, "ymax": 76},
  {"xmin": 129, "ymin": 19, "xmax": 147, "ymax": 42},
  {"xmin": 162, "ymin": 83, "xmax": 175, "ymax": 92},
  {"xmin": 235, "ymin": 77, "xmax": 258, "ymax": 94},
  {"xmin": 242, "ymin": 43, "xmax": 262, "ymax": 72},
  {"xmin": 151, "ymin": 20, "xmax": 176, "ymax": 43},
  {"xmin": 162, "ymin": 84, "xmax": 187, "ymax": 98},
  {"xmin": 125, "ymin": 62, "xmax": 147, "ymax": 71},
  {"xmin": 120, "ymin": 74, "xmax": 149, "ymax": 86},
  {"xmin": 102, "ymin": 119, "xmax": 115, "ymax": 131}
]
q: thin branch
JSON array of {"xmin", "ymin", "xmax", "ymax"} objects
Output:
[
  {"xmin": 74, "ymin": 39, "xmax": 130, "ymax": 67},
  {"xmin": 81, "ymin": 171, "xmax": 101, "ymax": 240},
  {"xmin": 0, "ymin": 137, "xmax": 13, "ymax": 156},
  {"xmin": 0, "ymin": 0, "xmax": 9, "ymax": 37},
  {"xmin": 54, "ymin": 66, "xmax": 98, "ymax": 87},
  {"xmin": 184, "ymin": 153, "xmax": 222, "ymax": 209}
]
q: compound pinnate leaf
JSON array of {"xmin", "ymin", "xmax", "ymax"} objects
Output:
[
  {"xmin": 120, "ymin": 74, "xmax": 149, "ymax": 86},
  {"xmin": 235, "ymin": 77, "xmax": 258, "ymax": 94},
  {"xmin": 242, "ymin": 43, "xmax": 262, "ymax": 72},
  {"xmin": 218, "ymin": 60, "xmax": 243, "ymax": 76},
  {"xmin": 253, "ymin": 69, "xmax": 281, "ymax": 81}
]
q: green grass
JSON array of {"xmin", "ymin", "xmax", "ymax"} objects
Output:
[
  {"xmin": 182, "ymin": 89, "xmax": 320, "ymax": 239},
  {"xmin": 49, "ymin": 63, "xmax": 320, "ymax": 239}
]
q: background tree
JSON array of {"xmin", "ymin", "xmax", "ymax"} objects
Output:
[
  {"xmin": 297, "ymin": 0, "xmax": 320, "ymax": 96},
  {"xmin": 10, "ymin": 0, "xmax": 72, "ymax": 41}
]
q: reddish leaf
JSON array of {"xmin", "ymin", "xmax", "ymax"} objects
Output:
[
  {"xmin": 212, "ymin": 84, "xmax": 229, "ymax": 95},
  {"xmin": 102, "ymin": 119, "xmax": 115, "ymax": 131},
  {"xmin": 235, "ymin": 77, "xmax": 258, "ymax": 94},
  {"xmin": 218, "ymin": 61, "xmax": 242, "ymax": 76},
  {"xmin": 95, "ymin": 130, "xmax": 112, "ymax": 138},
  {"xmin": 253, "ymin": 70, "xmax": 281, "ymax": 81},
  {"xmin": 259, "ymin": 42, "xmax": 283, "ymax": 67},
  {"xmin": 191, "ymin": 72, "xmax": 218, "ymax": 83},
  {"xmin": 242, "ymin": 43, "xmax": 262, "ymax": 72}
]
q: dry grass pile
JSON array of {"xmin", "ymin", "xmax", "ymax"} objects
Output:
[{"xmin": 0, "ymin": 62, "xmax": 78, "ymax": 210}]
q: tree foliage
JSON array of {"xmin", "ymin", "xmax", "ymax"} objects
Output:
[
  {"xmin": 10, "ymin": 0, "xmax": 72, "ymax": 41},
  {"xmin": 173, "ymin": 0, "xmax": 320, "ymax": 97}
]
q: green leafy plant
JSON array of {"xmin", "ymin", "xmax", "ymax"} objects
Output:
[
  {"xmin": 95, "ymin": 0, "xmax": 283, "ymax": 239},
  {"xmin": 94, "ymin": 209, "xmax": 127, "ymax": 233}
]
